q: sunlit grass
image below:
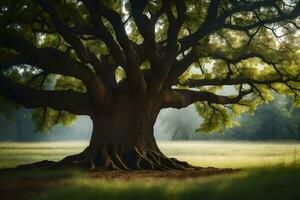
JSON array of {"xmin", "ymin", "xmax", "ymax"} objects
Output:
[
  {"xmin": 159, "ymin": 141, "xmax": 300, "ymax": 168},
  {"xmin": 0, "ymin": 141, "xmax": 300, "ymax": 169},
  {"xmin": 1, "ymin": 141, "xmax": 300, "ymax": 200},
  {"xmin": 0, "ymin": 141, "xmax": 88, "ymax": 168}
]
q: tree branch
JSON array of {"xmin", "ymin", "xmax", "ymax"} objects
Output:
[
  {"xmin": 37, "ymin": 0, "xmax": 102, "ymax": 70},
  {"xmin": 0, "ymin": 73, "xmax": 92, "ymax": 115},
  {"xmin": 0, "ymin": 31, "xmax": 95, "ymax": 83},
  {"xmin": 165, "ymin": 88, "xmax": 253, "ymax": 109},
  {"xmin": 0, "ymin": 31, "xmax": 110, "ymax": 107},
  {"xmin": 84, "ymin": 0, "xmax": 147, "ymax": 94},
  {"xmin": 130, "ymin": 0, "xmax": 158, "ymax": 65},
  {"xmin": 0, "ymin": 55, "xmax": 27, "ymax": 71},
  {"xmin": 185, "ymin": 76, "xmax": 300, "ymax": 87},
  {"xmin": 178, "ymin": 0, "xmax": 300, "ymax": 53},
  {"xmin": 166, "ymin": 47, "xmax": 199, "ymax": 85},
  {"xmin": 167, "ymin": 49, "xmax": 284, "ymax": 86},
  {"xmin": 82, "ymin": 0, "xmax": 127, "ymax": 66}
]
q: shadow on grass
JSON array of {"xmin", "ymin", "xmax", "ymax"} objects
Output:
[
  {"xmin": 37, "ymin": 164, "xmax": 300, "ymax": 200},
  {"xmin": 0, "ymin": 168, "xmax": 82, "ymax": 180},
  {"xmin": 180, "ymin": 164, "xmax": 300, "ymax": 200}
]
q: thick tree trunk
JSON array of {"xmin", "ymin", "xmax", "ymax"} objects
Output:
[
  {"xmin": 57, "ymin": 97, "xmax": 193, "ymax": 170},
  {"xmin": 16, "ymin": 94, "xmax": 194, "ymax": 170}
]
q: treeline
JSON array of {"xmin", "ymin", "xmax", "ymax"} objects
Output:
[{"xmin": 158, "ymin": 96, "xmax": 300, "ymax": 140}]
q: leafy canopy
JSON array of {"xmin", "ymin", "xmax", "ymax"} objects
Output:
[{"xmin": 0, "ymin": 0, "xmax": 300, "ymax": 132}]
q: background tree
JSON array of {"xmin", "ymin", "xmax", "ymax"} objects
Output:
[
  {"xmin": 157, "ymin": 106, "xmax": 200, "ymax": 140},
  {"xmin": 158, "ymin": 94, "xmax": 300, "ymax": 141},
  {"xmin": 227, "ymin": 95, "xmax": 300, "ymax": 140},
  {"xmin": 1, "ymin": 0, "xmax": 300, "ymax": 170}
]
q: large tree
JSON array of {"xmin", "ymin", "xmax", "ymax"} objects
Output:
[{"xmin": 1, "ymin": 0, "xmax": 300, "ymax": 170}]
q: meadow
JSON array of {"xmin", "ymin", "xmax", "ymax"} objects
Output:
[
  {"xmin": 1, "ymin": 140, "xmax": 300, "ymax": 169},
  {"xmin": 0, "ymin": 141, "xmax": 300, "ymax": 200}
]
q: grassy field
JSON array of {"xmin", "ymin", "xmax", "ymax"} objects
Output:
[
  {"xmin": 1, "ymin": 140, "xmax": 300, "ymax": 169},
  {"xmin": 0, "ymin": 141, "xmax": 300, "ymax": 200}
]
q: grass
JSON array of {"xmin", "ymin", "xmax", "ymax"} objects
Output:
[
  {"xmin": 159, "ymin": 141, "xmax": 300, "ymax": 168},
  {"xmin": 0, "ymin": 141, "xmax": 89, "ymax": 169},
  {"xmin": 0, "ymin": 141, "xmax": 300, "ymax": 200},
  {"xmin": 36, "ymin": 165, "xmax": 300, "ymax": 200},
  {"xmin": 1, "ymin": 140, "xmax": 299, "ymax": 169}
]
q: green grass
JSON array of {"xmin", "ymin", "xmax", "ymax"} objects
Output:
[
  {"xmin": 1, "ymin": 141, "xmax": 300, "ymax": 200},
  {"xmin": 0, "ymin": 141, "xmax": 88, "ymax": 169},
  {"xmin": 159, "ymin": 141, "xmax": 300, "ymax": 168},
  {"xmin": 36, "ymin": 165, "xmax": 300, "ymax": 200},
  {"xmin": 1, "ymin": 141, "xmax": 299, "ymax": 169}
]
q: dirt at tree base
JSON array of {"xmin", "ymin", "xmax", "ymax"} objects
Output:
[
  {"xmin": 0, "ymin": 167, "xmax": 238, "ymax": 200},
  {"xmin": 86, "ymin": 167, "xmax": 238, "ymax": 180}
]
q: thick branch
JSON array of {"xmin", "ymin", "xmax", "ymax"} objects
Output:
[
  {"xmin": 164, "ymin": 88, "xmax": 252, "ymax": 109},
  {"xmin": 0, "ymin": 74, "xmax": 92, "ymax": 115},
  {"xmin": 37, "ymin": 0, "xmax": 101, "ymax": 69},
  {"xmin": 83, "ymin": 0, "xmax": 126, "ymax": 66},
  {"xmin": 185, "ymin": 77, "xmax": 300, "ymax": 87},
  {"xmin": 146, "ymin": 0, "xmax": 187, "ymax": 95},
  {"xmin": 164, "ymin": 0, "xmax": 186, "ymax": 54},
  {"xmin": 0, "ymin": 32, "xmax": 95, "ymax": 82},
  {"xmin": 84, "ymin": 0, "xmax": 146, "ymax": 94},
  {"xmin": 130, "ymin": 0, "xmax": 157, "ymax": 65},
  {"xmin": 179, "ymin": 0, "xmax": 300, "ymax": 53},
  {"xmin": 0, "ymin": 32, "xmax": 110, "ymax": 108},
  {"xmin": 166, "ymin": 47, "xmax": 199, "ymax": 85},
  {"xmin": 167, "ymin": 50, "xmax": 283, "ymax": 86}
]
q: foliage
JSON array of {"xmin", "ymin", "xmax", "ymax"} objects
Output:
[
  {"xmin": 224, "ymin": 96, "xmax": 300, "ymax": 140},
  {"xmin": 160, "ymin": 95, "xmax": 300, "ymax": 140},
  {"xmin": 32, "ymin": 108, "xmax": 77, "ymax": 133},
  {"xmin": 0, "ymin": 0, "xmax": 300, "ymax": 133}
]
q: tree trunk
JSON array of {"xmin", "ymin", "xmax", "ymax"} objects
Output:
[
  {"xmin": 57, "ymin": 97, "xmax": 192, "ymax": 170},
  {"xmin": 16, "ymin": 94, "xmax": 194, "ymax": 171}
]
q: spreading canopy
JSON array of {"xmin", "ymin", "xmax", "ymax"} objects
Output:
[{"xmin": 1, "ymin": 0, "xmax": 300, "ymax": 132}]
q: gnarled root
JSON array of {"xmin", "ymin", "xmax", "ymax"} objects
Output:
[
  {"xmin": 16, "ymin": 145, "xmax": 197, "ymax": 171},
  {"xmin": 55, "ymin": 145, "xmax": 197, "ymax": 171}
]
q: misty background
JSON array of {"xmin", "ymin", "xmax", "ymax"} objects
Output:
[{"xmin": 0, "ymin": 94, "xmax": 300, "ymax": 141}]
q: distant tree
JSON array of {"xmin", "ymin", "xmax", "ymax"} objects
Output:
[
  {"xmin": 232, "ymin": 96, "xmax": 300, "ymax": 140},
  {"xmin": 158, "ymin": 106, "xmax": 199, "ymax": 140},
  {"xmin": 195, "ymin": 96, "xmax": 300, "ymax": 140},
  {"xmin": 1, "ymin": 0, "xmax": 300, "ymax": 170}
]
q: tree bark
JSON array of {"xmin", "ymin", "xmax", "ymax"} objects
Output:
[{"xmin": 56, "ymin": 96, "xmax": 192, "ymax": 170}]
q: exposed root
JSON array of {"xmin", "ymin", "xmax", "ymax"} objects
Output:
[
  {"xmin": 16, "ymin": 145, "xmax": 200, "ymax": 171},
  {"xmin": 134, "ymin": 147, "xmax": 155, "ymax": 170},
  {"xmin": 147, "ymin": 151, "xmax": 172, "ymax": 170},
  {"xmin": 57, "ymin": 147, "xmax": 89, "ymax": 165},
  {"xmin": 113, "ymin": 154, "xmax": 131, "ymax": 170},
  {"xmin": 16, "ymin": 160, "xmax": 56, "ymax": 169}
]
